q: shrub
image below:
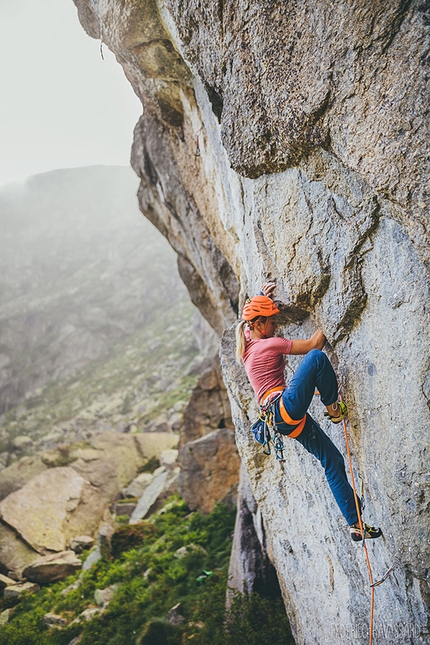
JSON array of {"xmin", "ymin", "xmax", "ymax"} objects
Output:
[
  {"xmin": 111, "ymin": 522, "xmax": 160, "ymax": 558},
  {"xmin": 137, "ymin": 620, "xmax": 182, "ymax": 645}
]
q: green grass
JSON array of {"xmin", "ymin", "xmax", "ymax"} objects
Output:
[{"xmin": 0, "ymin": 498, "xmax": 294, "ymax": 645}]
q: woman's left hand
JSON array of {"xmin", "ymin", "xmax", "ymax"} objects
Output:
[{"xmin": 260, "ymin": 282, "xmax": 276, "ymax": 298}]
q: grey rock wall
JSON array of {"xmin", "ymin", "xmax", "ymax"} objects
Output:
[{"xmin": 73, "ymin": 1, "xmax": 429, "ymax": 643}]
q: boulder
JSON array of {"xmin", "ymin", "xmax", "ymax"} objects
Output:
[
  {"xmin": 130, "ymin": 466, "xmax": 180, "ymax": 523},
  {"xmin": 41, "ymin": 444, "xmax": 75, "ymax": 468},
  {"xmin": 12, "ymin": 436, "xmax": 33, "ymax": 451},
  {"xmin": 61, "ymin": 579, "xmax": 82, "ymax": 596},
  {"xmin": 177, "ymin": 428, "xmax": 240, "ymax": 513},
  {"xmin": 0, "ymin": 608, "xmax": 12, "ymax": 625},
  {"xmin": 159, "ymin": 449, "xmax": 178, "ymax": 468},
  {"xmin": 0, "ymin": 521, "xmax": 39, "ymax": 578},
  {"xmin": 76, "ymin": 607, "xmax": 104, "ymax": 622},
  {"xmin": 0, "ymin": 452, "xmax": 9, "ymax": 470},
  {"xmin": 94, "ymin": 584, "xmax": 118, "ymax": 607},
  {"xmin": 43, "ymin": 613, "xmax": 68, "ymax": 627},
  {"xmin": 143, "ymin": 413, "xmax": 171, "ymax": 433},
  {"xmin": 133, "ymin": 432, "xmax": 179, "ymax": 463},
  {"xmin": 0, "ymin": 467, "xmax": 105, "ymax": 553},
  {"xmin": 114, "ymin": 501, "xmax": 136, "ymax": 517},
  {"xmin": 122, "ymin": 472, "xmax": 153, "ymax": 498},
  {"xmin": 82, "ymin": 547, "xmax": 101, "ymax": 571},
  {"xmin": 0, "ymin": 455, "xmax": 47, "ymax": 501},
  {"xmin": 71, "ymin": 432, "xmax": 142, "ymax": 501},
  {"xmin": 23, "ymin": 551, "xmax": 82, "ymax": 584},
  {"xmin": 0, "ymin": 573, "xmax": 18, "ymax": 589},
  {"xmin": 98, "ymin": 523, "xmax": 115, "ymax": 557},
  {"xmin": 166, "ymin": 602, "xmax": 185, "ymax": 626},
  {"xmin": 4, "ymin": 582, "xmax": 39, "ymax": 598},
  {"xmin": 70, "ymin": 535, "xmax": 94, "ymax": 553}
]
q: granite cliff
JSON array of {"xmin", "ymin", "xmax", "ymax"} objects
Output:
[{"xmin": 73, "ymin": 2, "xmax": 429, "ymax": 643}]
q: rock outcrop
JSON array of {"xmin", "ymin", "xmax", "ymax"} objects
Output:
[
  {"xmin": 227, "ymin": 465, "xmax": 281, "ymax": 603},
  {"xmin": 177, "ymin": 427, "xmax": 240, "ymax": 513},
  {"xmin": 179, "ymin": 356, "xmax": 233, "ymax": 447},
  {"xmin": 71, "ymin": 432, "xmax": 142, "ymax": 502},
  {"xmin": 73, "ymin": 2, "xmax": 429, "ymax": 643}
]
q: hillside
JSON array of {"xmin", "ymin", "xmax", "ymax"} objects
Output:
[{"xmin": 0, "ymin": 166, "xmax": 194, "ymax": 416}]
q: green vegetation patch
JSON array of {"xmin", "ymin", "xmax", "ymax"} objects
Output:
[{"xmin": 0, "ymin": 497, "xmax": 294, "ymax": 645}]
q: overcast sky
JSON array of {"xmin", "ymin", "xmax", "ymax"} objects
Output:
[{"xmin": 0, "ymin": 0, "xmax": 142, "ymax": 187}]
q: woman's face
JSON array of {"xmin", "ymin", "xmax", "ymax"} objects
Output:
[
  {"xmin": 266, "ymin": 316, "xmax": 278, "ymax": 337},
  {"xmin": 257, "ymin": 316, "xmax": 278, "ymax": 337}
]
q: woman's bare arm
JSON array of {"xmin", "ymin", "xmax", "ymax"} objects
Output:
[{"xmin": 290, "ymin": 329, "xmax": 326, "ymax": 355}]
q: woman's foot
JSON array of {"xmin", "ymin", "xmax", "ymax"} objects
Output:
[
  {"xmin": 324, "ymin": 401, "xmax": 347, "ymax": 423},
  {"xmin": 350, "ymin": 523, "xmax": 382, "ymax": 542}
]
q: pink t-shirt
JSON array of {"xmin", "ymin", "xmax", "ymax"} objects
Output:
[{"xmin": 242, "ymin": 330, "xmax": 292, "ymax": 402}]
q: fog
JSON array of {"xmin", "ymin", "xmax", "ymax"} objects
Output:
[{"xmin": 0, "ymin": 0, "xmax": 141, "ymax": 187}]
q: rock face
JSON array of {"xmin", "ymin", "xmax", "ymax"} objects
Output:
[{"xmin": 73, "ymin": 2, "xmax": 429, "ymax": 643}]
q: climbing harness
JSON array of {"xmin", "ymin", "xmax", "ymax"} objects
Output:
[
  {"xmin": 339, "ymin": 391, "xmax": 395, "ymax": 645},
  {"xmin": 251, "ymin": 393, "xmax": 287, "ymax": 461},
  {"xmin": 252, "ymin": 385, "xmax": 308, "ymax": 461}
]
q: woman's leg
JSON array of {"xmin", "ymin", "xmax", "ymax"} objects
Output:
[
  {"xmin": 296, "ymin": 415, "xmax": 359, "ymax": 525},
  {"xmin": 282, "ymin": 349, "xmax": 338, "ymax": 420}
]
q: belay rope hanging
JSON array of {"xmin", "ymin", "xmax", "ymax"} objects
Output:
[
  {"xmin": 253, "ymin": 389, "xmax": 396, "ymax": 644},
  {"xmin": 339, "ymin": 390, "xmax": 395, "ymax": 645}
]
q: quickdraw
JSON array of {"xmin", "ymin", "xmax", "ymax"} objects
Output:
[{"xmin": 252, "ymin": 394, "xmax": 287, "ymax": 462}]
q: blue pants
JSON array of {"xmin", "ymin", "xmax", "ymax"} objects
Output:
[{"xmin": 274, "ymin": 349, "xmax": 359, "ymax": 526}]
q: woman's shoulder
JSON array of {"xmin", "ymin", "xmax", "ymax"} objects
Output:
[{"xmin": 263, "ymin": 336, "xmax": 293, "ymax": 353}]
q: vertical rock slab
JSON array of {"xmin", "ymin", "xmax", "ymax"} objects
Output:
[{"xmin": 227, "ymin": 465, "xmax": 281, "ymax": 603}]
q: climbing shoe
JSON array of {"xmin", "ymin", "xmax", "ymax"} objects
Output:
[
  {"xmin": 324, "ymin": 401, "xmax": 348, "ymax": 424},
  {"xmin": 350, "ymin": 523, "xmax": 382, "ymax": 542}
]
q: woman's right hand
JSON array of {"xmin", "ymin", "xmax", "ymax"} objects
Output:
[
  {"xmin": 312, "ymin": 328, "xmax": 326, "ymax": 350},
  {"xmin": 290, "ymin": 328, "xmax": 326, "ymax": 355}
]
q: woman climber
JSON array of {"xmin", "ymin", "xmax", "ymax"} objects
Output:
[{"xmin": 236, "ymin": 282, "xmax": 382, "ymax": 542}]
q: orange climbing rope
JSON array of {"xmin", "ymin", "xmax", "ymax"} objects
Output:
[{"xmin": 339, "ymin": 393, "xmax": 375, "ymax": 645}]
